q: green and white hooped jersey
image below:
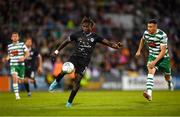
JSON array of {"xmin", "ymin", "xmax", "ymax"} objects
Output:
[
  {"xmin": 8, "ymin": 41, "xmax": 28, "ymax": 66},
  {"xmin": 143, "ymin": 29, "xmax": 169, "ymax": 58}
]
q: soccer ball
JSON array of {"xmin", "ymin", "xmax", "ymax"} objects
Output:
[{"xmin": 62, "ymin": 62, "xmax": 75, "ymax": 73}]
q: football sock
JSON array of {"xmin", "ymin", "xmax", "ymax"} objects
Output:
[
  {"xmin": 55, "ymin": 72, "xmax": 65, "ymax": 83},
  {"xmin": 24, "ymin": 82, "xmax": 30, "ymax": 93},
  {"xmin": 68, "ymin": 89, "xmax": 78, "ymax": 103},
  {"xmin": 146, "ymin": 74, "xmax": 154, "ymax": 96},
  {"xmin": 67, "ymin": 73, "xmax": 82, "ymax": 103},
  {"xmin": 13, "ymin": 83, "xmax": 19, "ymax": 97},
  {"xmin": 33, "ymin": 80, "xmax": 37, "ymax": 89},
  {"xmin": 168, "ymin": 80, "xmax": 172, "ymax": 84}
]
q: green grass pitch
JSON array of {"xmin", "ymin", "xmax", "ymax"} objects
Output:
[{"xmin": 0, "ymin": 90, "xmax": 180, "ymax": 116}]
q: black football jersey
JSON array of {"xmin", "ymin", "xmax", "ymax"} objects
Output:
[
  {"xmin": 69, "ymin": 30, "xmax": 104, "ymax": 58},
  {"xmin": 25, "ymin": 48, "xmax": 39, "ymax": 70}
]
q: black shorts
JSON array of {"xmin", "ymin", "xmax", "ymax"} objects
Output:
[
  {"xmin": 68, "ymin": 56, "xmax": 90, "ymax": 75},
  {"xmin": 25, "ymin": 68, "xmax": 35, "ymax": 79}
]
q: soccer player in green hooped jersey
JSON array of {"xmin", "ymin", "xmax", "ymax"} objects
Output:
[
  {"xmin": 6, "ymin": 32, "xmax": 29, "ymax": 100},
  {"xmin": 135, "ymin": 19, "xmax": 174, "ymax": 101}
]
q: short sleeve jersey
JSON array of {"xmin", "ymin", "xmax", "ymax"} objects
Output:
[{"xmin": 142, "ymin": 29, "xmax": 169, "ymax": 58}]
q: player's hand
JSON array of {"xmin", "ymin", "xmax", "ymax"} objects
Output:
[
  {"xmin": 5, "ymin": 56, "xmax": 10, "ymax": 61},
  {"xmin": 135, "ymin": 51, "xmax": 141, "ymax": 58},
  {"xmin": 113, "ymin": 42, "xmax": 123, "ymax": 49},
  {"xmin": 37, "ymin": 66, "xmax": 43, "ymax": 75},
  {"xmin": 117, "ymin": 42, "xmax": 123, "ymax": 48},
  {"xmin": 19, "ymin": 57, "xmax": 25, "ymax": 62},
  {"xmin": 51, "ymin": 50, "xmax": 59, "ymax": 62},
  {"xmin": 147, "ymin": 61, "xmax": 156, "ymax": 69},
  {"xmin": 50, "ymin": 50, "xmax": 58, "ymax": 57}
]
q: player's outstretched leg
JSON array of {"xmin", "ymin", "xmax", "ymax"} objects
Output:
[
  {"xmin": 143, "ymin": 67, "xmax": 156, "ymax": 101},
  {"xmin": 143, "ymin": 74, "xmax": 154, "ymax": 101},
  {"xmin": 165, "ymin": 75, "xmax": 174, "ymax": 91},
  {"xmin": 66, "ymin": 73, "xmax": 82, "ymax": 108},
  {"xmin": 49, "ymin": 72, "xmax": 65, "ymax": 91}
]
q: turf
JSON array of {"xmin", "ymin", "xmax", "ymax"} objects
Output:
[{"xmin": 0, "ymin": 90, "xmax": 180, "ymax": 116}]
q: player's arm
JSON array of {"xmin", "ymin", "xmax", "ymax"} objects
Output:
[
  {"xmin": 154, "ymin": 44, "xmax": 166, "ymax": 63},
  {"xmin": 2, "ymin": 55, "xmax": 10, "ymax": 63},
  {"xmin": 135, "ymin": 38, "xmax": 144, "ymax": 58},
  {"xmin": 24, "ymin": 49, "xmax": 30, "ymax": 59},
  {"xmin": 52, "ymin": 39, "xmax": 71, "ymax": 56},
  {"xmin": 37, "ymin": 54, "xmax": 43, "ymax": 74},
  {"xmin": 100, "ymin": 39, "xmax": 123, "ymax": 49},
  {"xmin": 5, "ymin": 47, "xmax": 10, "ymax": 61}
]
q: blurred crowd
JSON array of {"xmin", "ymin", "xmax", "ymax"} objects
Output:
[{"xmin": 0, "ymin": 0, "xmax": 180, "ymax": 79}]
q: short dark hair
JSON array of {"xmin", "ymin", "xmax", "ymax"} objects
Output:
[
  {"xmin": 26, "ymin": 37, "xmax": 32, "ymax": 41},
  {"xmin": 81, "ymin": 16, "xmax": 95, "ymax": 27},
  {"xmin": 12, "ymin": 32, "xmax": 19, "ymax": 35},
  {"xmin": 148, "ymin": 19, "xmax": 157, "ymax": 24}
]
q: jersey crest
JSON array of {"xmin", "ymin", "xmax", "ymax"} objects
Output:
[{"xmin": 90, "ymin": 38, "xmax": 94, "ymax": 42}]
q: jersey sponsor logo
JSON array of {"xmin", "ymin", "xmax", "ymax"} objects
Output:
[
  {"xmin": 148, "ymin": 42, "xmax": 156, "ymax": 47},
  {"xmin": 79, "ymin": 44, "xmax": 91, "ymax": 48},
  {"xmin": 11, "ymin": 50, "xmax": 19, "ymax": 56}
]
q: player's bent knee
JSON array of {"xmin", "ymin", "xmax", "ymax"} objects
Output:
[
  {"xmin": 147, "ymin": 67, "xmax": 156, "ymax": 74},
  {"xmin": 164, "ymin": 74, "xmax": 171, "ymax": 81}
]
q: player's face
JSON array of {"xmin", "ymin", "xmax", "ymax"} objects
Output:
[
  {"xmin": 147, "ymin": 23, "xmax": 157, "ymax": 34},
  {"xmin": 25, "ymin": 39, "xmax": 32, "ymax": 47},
  {"xmin": 82, "ymin": 22, "xmax": 92, "ymax": 33},
  {"xmin": 11, "ymin": 33, "xmax": 19, "ymax": 42}
]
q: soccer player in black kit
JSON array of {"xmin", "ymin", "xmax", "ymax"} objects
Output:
[
  {"xmin": 24, "ymin": 37, "xmax": 42, "ymax": 96},
  {"xmin": 49, "ymin": 17, "xmax": 123, "ymax": 108}
]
